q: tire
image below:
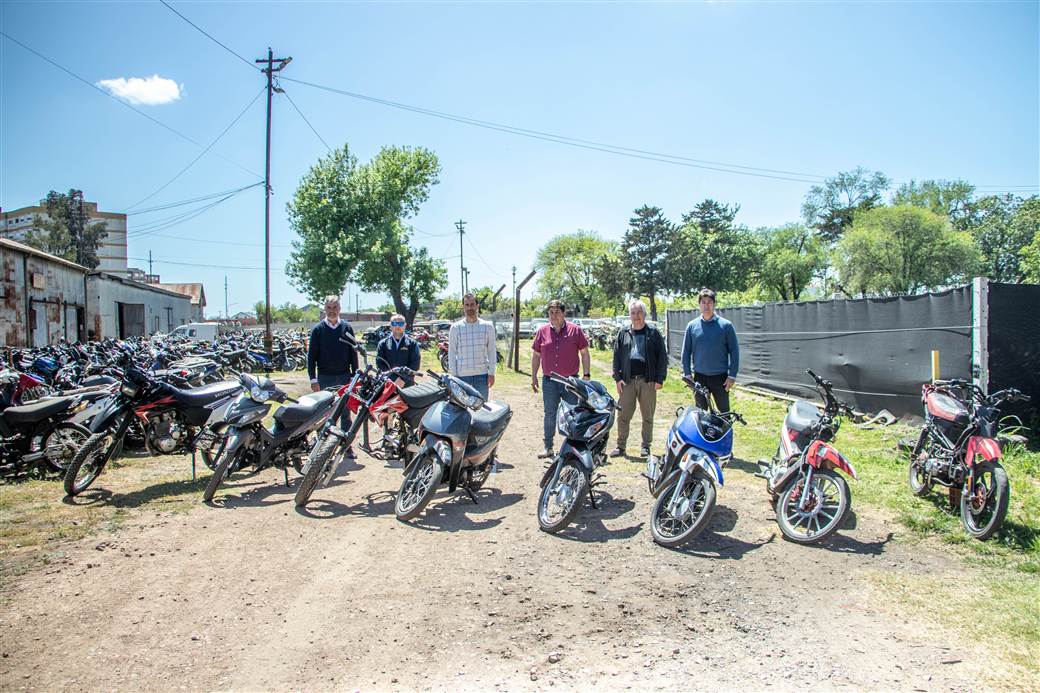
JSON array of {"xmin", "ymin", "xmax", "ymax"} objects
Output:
[
  {"xmin": 63, "ymin": 431, "xmax": 117, "ymax": 496},
  {"xmin": 396, "ymin": 450, "xmax": 443, "ymax": 521},
  {"xmin": 202, "ymin": 444, "xmax": 240, "ymax": 502},
  {"xmin": 41, "ymin": 422, "xmax": 91, "ymax": 473},
  {"xmin": 537, "ymin": 459, "xmax": 587, "ymax": 533},
  {"xmin": 776, "ymin": 468, "xmax": 850, "ymax": 545},
  {"xmin": 908, "ymin": 428, "xmax": 931, "ymax": 497},
  {"xmin": 295, "ymin": 435, "xmax": 340, "ymax": 507},
  {"xmin": 468, "ymin": 460, "xmax": 492, "ymax": 492},
  {"xmin": 960, "ymin": 461, "xmax": 1009, "ymax": 541},
  {"xmin": 649, "ymin": 471, "xmax": 717, "ymax": 547},
  {"xmin": 439, "ymin": 352, "xmax": 449, "ymax": 372}
]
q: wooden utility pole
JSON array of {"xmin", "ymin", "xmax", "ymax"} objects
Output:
[
  {"xmin": 455, "ymin": 219, "xmax": 466, "ymax": 298},
  {"xmin": 256, "ymin": 48, "xmax": 292, "ymax": 357}
]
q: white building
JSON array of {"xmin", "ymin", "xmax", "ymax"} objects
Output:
[{"xmin": 1, "ymin": 197, "xmax": 128, "ymax": 276}]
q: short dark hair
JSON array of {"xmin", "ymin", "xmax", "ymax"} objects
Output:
[
  {"xmin": 462, "ymin": 292, "xmax": 477, "ymax": 304},
  {"xmin": 546, "ymin": 299, "xmax": 566, "ymax": 314},
  {"xmin": 698, "ymin": 288, "xmax": 717, "ymax": 304}
]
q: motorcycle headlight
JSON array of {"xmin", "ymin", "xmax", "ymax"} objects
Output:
[
  {"xmin": 556, "ymin": 405, "xmax": 572, "ymax": 436},
  {"xmin": 583, "ymin": 420, "xmax": 606, "ymax": 438},
  {"xmin": 587, "ymin": 391, "xmax": 611, "ymax": 412},
  {"xmin": 121, "ymin": 382, "xmax": 139, "ymax": 398},
  {"xmin": 448, "ymin": 379, "xmax": 484, "ymax": 410},
  {"xmin": 249, "ymin": 386, "xmax": 270, "ymax": 403}
]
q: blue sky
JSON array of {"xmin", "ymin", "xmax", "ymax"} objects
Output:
[{"xmin": 2, "ymin": 1, "xmax": 1037, "ymax": 315}]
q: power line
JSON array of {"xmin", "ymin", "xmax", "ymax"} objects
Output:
[
  {"xmin": 129, "ymin": 256, "xmax": 287, "ymax": 271},
  {"xmin": 128, "ymin": 185, "xmax": 257, "ymax": 238},
  {"xmin": 465, "ymin": 233, "xmax": 502, "ymax": 274},
  {"xmin": 157, "ymin": 0, "xmax": 257, "ymax": 71},
  {"xmin": 133, "ymin": 231, "xmax": 293, "ymax": 247},
  {"xmin": 121, "ymin": 86, "xmax": 266, "ymax": 212},
  {"xmin": 0, "ymin": 31, "xmax": 261, "ymax": 179},
  {"xmin": 281, "ymin": 85, "xmax": 332, "ymax": 152},
  {"xmin": 126, "ymin": 183, "xmax": 263, "ymax": 215}
]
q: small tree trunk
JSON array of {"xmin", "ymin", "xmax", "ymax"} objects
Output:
[{"xmin": 649, "ymin": 292, "xmax": 658, "ymax": 322}]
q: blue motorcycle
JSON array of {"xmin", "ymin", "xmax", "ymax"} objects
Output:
[{"xmin": 644, "ymin": 375, "xmax": 745, "ymax": 547}]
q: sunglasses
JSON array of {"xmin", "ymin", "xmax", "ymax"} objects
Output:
[{"xmin": 390, "ymin": 321, "xmax": 405, "ymax": 327}]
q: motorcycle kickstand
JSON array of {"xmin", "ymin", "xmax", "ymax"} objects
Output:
[
  {"xmin": 464, "ymin": 485, "xmax": 479, "ymax": 505},
  {"xmin": 283, "ymin": 465, "xmax": 290, "ymax": 487},
  {"xmin": 588, "ymin": 486, "xmax": 598, "ymax": 510},
  {"xmin": 191, "ymin": 450, "xmax": 196, "ymax": 481}
]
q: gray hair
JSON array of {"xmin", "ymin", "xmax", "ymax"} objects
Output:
[
  {"xmin": 628, "ymin": 299, "xmax": 647, "ymax": 317},
  {"xmin": 390, "ymin": 313, "xmax": 405, "ymax": 324},
  {"xmin": 323, "ymin": 295, "xmax": 341, "ymax": 307}
]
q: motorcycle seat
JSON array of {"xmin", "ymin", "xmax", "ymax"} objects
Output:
[
  {"xmin": 170, "ymin": 381, "xmax": 242, "ymax": 407},
  {"xmin": 274, "ymin": 391, "xmax": 335, "ymax": 427},
  {"xmin": 2, "ymin": 396, "xmax": 76, "ymax": 424},
  {"xmin": 81, "ymin": 375, "xmax": 117, "ymax": 388},
  {"xmin": 470, "ymin": 401, "xmax": 512, "ymax": 437},
  {"xmin": 784, "ymin": 400, "xmax": 822, "ymax": 434},
  {"xmin": 399, "ymin": 381, "xmax": 445, "ymax": 410},
  {"xmin": 222, "ymin": 349, "xmax": 246, "ymax": 359}
]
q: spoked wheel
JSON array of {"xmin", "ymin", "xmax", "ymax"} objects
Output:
[
  {"xmin": 63, "ymin": 432, "xmax": 118, "ymax": 496},
  {"xmin": 396, "ymin": 451, "xmax": 443, "ymax": 521},
  {"xmin": 960, "ymin": 461, "xmax": 1009, "ymax": 541},
  {"xmin": 537, "ymin": 459, "xmax": 587, "ymax": 533},
  {"xmin": 907, "ymin": 429, "xmax": 931, "ymax": 497},
  {"xmin": 295, "ymin": 436, "xmax": 340, "ymax": 508},
  {"xmin": 439, "ymin": 352, "xmax": 450, "ymax": 372},
  {"xmin": 776, "ymin": 468, "xmax": 850, "ymax": 544},
  {"xmin": 650, "ymin": 471, "xmax": 716, "ymax": 547},
  {"xmin": 41, "ymin": 423, "xmax": 91, "ymax": 473}
]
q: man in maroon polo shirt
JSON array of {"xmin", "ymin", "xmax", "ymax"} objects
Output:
[{"xmin": 530, "ymin": 299, "xmax": 592, "ymax": 458}]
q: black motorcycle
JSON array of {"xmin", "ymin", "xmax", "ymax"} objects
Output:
[
  {"xmin": 63, "ymin": 364, "xmax": 241, "ymax": 496},
  {"xmin": 200, "ymin": 373, "xmax": 336, "ymax": 502},
  {"xmin": 536, "ymin": 374, "xmax": 617, "ymax": 533},
  {"xmin": 0, "ymin": 371, "xmax": 93, "ymax": 478},
  {"xmin": 394, "ymin": 371, "xmax": 513, "ymax": 521}
]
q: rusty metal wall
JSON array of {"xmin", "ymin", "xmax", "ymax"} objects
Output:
[
  {"xmin": 86, "ymin": 274, "xmax": 192, "ymax": 339},
  {"xmin": 0, "ymin": 243, "xmax": 87, "ymax": 347}
]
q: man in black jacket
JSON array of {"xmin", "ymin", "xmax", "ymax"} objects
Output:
[
  {"xmin": 308, "ymin": 295, "xmax": 359, "ymax": 455},
  {"xmin": 610, "ymin": 299, "xmax": 668, "ymax": 458},
  {"xmin": 377, "ymin": 314, "xmax": 421, "ymax": 378}
]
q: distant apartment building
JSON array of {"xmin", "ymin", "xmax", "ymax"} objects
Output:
[{"xmin": 1, "ymin": 198, "xmax": 128, "ymax": 276}]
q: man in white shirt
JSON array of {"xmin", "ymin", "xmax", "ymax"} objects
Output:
[{"xmin": 447, "ymin": 293, "xmax": 497, "ymax": 399}]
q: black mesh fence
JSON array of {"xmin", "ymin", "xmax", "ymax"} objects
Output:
[{"xmin": 987, "ymin": 283, "xmax": 1040, "ymax": 430}]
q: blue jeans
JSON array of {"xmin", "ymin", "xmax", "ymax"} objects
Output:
[
  {"xmin": 458, "ymin": 374, "xmax": 490, "ymax": 401},
  {"xmin": 317, "ymin": 373, "xmax": 352, "ymax": 431},
  {"xmin": 542, "ymin": 375, "xmax": 577, "ymax": 450}
]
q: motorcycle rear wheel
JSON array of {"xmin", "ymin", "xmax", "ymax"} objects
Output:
[
  {"xmin": 63, "ymin": 432, "xmax": 117, "ymax": 496},
  {"xmin": 537, "ymin": 459, "xmax": 586, "ymax": 533},
  {"xmin": 650, "ymin": 471, "xmax": 716, "ymax": 547},
  {"xmin": 776, "ymin": 468, "xmax": 850, "ymax": 544},
  {"xmin": 960, "ymin": 461, "xmax": 1009, "ymax": 541},
  {"xmin": 439, "ymin": 352, "xmax": 449, "ymax": 372},
  {"xmin": 396, "ymin": 451, "xmax": 443, "ymax": 521},
  {"xmin": 294, "ymin": 436, "xmax": 340, "ymax": 507},
  {"xmin": 41, "ymin": 422, "xmax": 91, "ymax": 473}
]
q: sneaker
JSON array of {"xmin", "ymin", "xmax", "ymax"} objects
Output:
[
  {"xmin": 640, "ymin": 447, "xmax": 651, "ymax": 457},
  {"xmin": 537, "ymin": 447, "xmax": 554, "ymax": 459},
  {"xmin": 609, "ymin": 447, "xmax": 626, "ymax": 458}
]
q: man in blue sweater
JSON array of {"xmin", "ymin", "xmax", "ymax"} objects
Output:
[
  {"xmin": 680, "ymin": 288, "xmax": 740, "ymax": 413},
  {"xmin": 308, "ymin": 296, "xmax": 359, "ymax": 454}
]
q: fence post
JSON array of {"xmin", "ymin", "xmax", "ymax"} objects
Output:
[
  {"xmin": 972, "ymin": 277, "xmax": 989, "ymax": 393},
  {"xmin": 931, "ymin": 350, "xmax": 940, "ymax": 382}
]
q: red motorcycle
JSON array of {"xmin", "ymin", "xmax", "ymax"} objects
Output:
[
  {"xmin": 908, "ymin": 379, "xmax": 1030, "ymax": 540},
  {"xmin": 757, "ymin": 369, "xmax": 858, "ymax": 544}
]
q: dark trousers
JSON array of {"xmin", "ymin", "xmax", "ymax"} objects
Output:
[
  {"xmin": 318, "ymin": 373, "xmax": 353, "ymax": 432},
  {"xmin": 542, "ymin": 375, "xmax": 577, "ymax": 449},
  {"xmin": 694, "ymin": 372, "xmax": 731, "ymax": 413}
]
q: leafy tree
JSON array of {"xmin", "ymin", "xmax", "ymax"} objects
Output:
[
  {"xmin": 435, "ymin": 296, "xmax": 463, "ymax": 320},
  {"xmin": 591, "ymin": 250, "xmax": 629, "ymax": 315},
  {"xmin": 24, "ymin": 189, "xmax": 108, "ymax": 268},
  {"xmin": 534, "ymin": 231, "xmax": 616, "ymax": 316},
  {"xmin": 892, "ymin": 179, "xmax": 975, "ymax": 229},
  {"xmin": 963, "ymin": 194, "xmax": 1038, "ymax": 282},
  {"xmin": 834, "ymin": 206, "xmax": 980, "ymax": 296},
  {"xmin": 1020, "ymin": 226, "xmax": 1040, "ymax": 284},
  {"xmin": 620, "ymin": 206, "xmax": 674, "ymax": 321},
  {"xmin": 278, "ymin": 302, "xmax": 305, "ymax": 323},
  {"xmin": 286, "ymin": 145, "xmax": 448, "ymax": 325},
  {"xmin": 802, "ymin": 167, "xmax": 890, "ymax": 242},
  {"xmin": 671, "ymin": 199, "xmax": 761, "ymax": 292},
  {"xmin": 755, "ymin": 224, "xmax": 827, "ymax": 301}
]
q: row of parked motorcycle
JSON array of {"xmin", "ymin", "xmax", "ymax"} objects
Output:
[{"xmin": 1, "ymin": 331, "xmax": 1029, "ymax": 544}]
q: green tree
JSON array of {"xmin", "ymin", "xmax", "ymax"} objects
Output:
[
  {"xmin": 1020, "ymin": 228, "xmax": 1040, "ymax": 284},
  {"xmin": 591, "ymin": 250, "xmax": 629, "ymax": 315},
  {"xmin": 834, "ymin": 206, "xmax": 980, "ymax": 296},
  {"xmin": 671, "ymin": 199, "xmax": 761, "ymax": 292},
  {"xmin": 892, "ymin": 179, "xmax": 975, "ymax": 229},
  {"xmin": 620, "ymin": 206, "xmax": 674, "ymax": 321},
  {"xmin": 962, "ymin": 194, "xmax": 1038, "ymax": 282},
  {"xmin": 286, "ymin": 144, "xmax": 448, "ymax": 325},
  {"xmin": 278, "ymin": 302, "xmax": 305, "ymax": 323},
  {"xmin": 24, "ymin": 189, "xmax": 108, "ymax": 268},
  {"xmin": 802, "ymin": 167, "xmax": 890, "ymax": 242},
  {"xmin": 435, "ymin": 296, "xmax": 463, "ymax": 320},
  {"xmin": 534, "ymin": 230, "xmax": 616, "ymax": 316},
  {"xmin": 755, "ymin": 224, "xmax": 827, "ymax": 301}
]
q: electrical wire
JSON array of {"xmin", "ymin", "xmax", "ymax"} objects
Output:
[
  {"xmin": 281, "ymin": 85, "xmax": 332, "ymax": 152},
  {"xmin": 465, "ymin": 233, "xmax": 502, "ymax": 274},
  {"xmin": 0, "ymin": 31, "xmax": 262, "ymax": 179},
  {"xmin": 126, "ymin": 183, "xmax": 263, "ymax": 215},
  {"xmin": 157, "ymin": 0, "xmax": 258, "ymax": 71},
  {"xmin": 120, "ymin": 87, "xmax": 266, "ymax": 212},
  {"xmin": 129, "ymin": 256, "xmax": 287, "ymax": 271},
  {"xmin": 128, "ymin": 185, "xmax": 258, "ymax": 238}
]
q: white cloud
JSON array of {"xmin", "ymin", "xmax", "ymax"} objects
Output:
[{"xmin": 96, "ymin": 74, "xmax": 182, "ymax": 105}]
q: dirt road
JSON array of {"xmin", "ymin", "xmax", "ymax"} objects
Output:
[{"xmin": 1, "ymin": 375, "xmax": 985, "ymax": 691}]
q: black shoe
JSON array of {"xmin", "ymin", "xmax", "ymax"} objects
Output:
[
  {"xmin": 609, "ymin": 447, "xmax": 626, "ymax": 458},
  {"xmin": 537, "ymin": 447, "xmax": 554, "ymax": 459},
  {"xmin": 345, "ymin": 446, "xmax": 357, "ymax": 459},
  {"xmin": 640, "ymin": 447, "xmax": 651, "ymax": 457}
]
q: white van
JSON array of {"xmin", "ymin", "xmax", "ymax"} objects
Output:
[{"xmin": 168, "ymin": 322, "xmax": 225, "ymax": 342}]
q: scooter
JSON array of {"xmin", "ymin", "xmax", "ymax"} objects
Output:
[
  {"xmin": 394, "ymin": 370, "xmax": 512, "ymax": 521},
  {"xmin": 644, "ymin": 376, "xmax": 745, "ymax": 547}
]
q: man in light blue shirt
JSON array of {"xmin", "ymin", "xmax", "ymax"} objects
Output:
[{"xmin": 680, "ymin": 288, "xmax": 740, "ymax": 412}]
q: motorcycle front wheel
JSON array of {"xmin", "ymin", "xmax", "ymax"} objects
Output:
[
  {"xmin": 908, "ymin": 428, "xmax": 931, "ymax": 497},
  {"xmin": 439, "ymin": 352, "xmax": 449, "ymax": 372},
  {"xmin": 775, "ymin": 468, "xmax": 850, "ymax": 544},
  {"xmin": 960, "ymin": 461, "xmax": 1009, "ymax": 541},
  {"xmin": 63, "ymin": 431, "xmax": 118, "ymax": 496},
  {"xmin": 650, "ymin": 471, "xmax": 716, "ymax": 547},
  {"xmin": 203, "ymin": 444, "xmax": 241, "ymax": 502},
  {"xmin": 294, "ymin": 436, "xmax": 340, "ymax": 508},
  {"xmin": 537, "ymin": 459, "xmax": 587, "ymax": 533},
  {"xmin": 396, "ymin": 450, "xmax": 443, "ymax": 521}
]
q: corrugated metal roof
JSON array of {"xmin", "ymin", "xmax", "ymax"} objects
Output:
[
  {"xmin": 149, "ymin": 282, "xmax": 205, "ymax": 306},
  {"xmin": 92, "ymin": 272, "xmax": 192, "ymax": 300},
  {"xmin": 0, "ymin": 237, "xmax": 88, "ymax": 273}
]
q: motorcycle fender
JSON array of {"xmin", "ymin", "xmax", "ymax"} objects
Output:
[
  {"xmin": 965, "ymin": 436, "xmax": 1001, "ymax": 468},
  {"xmin": 405, "ymin": 438, "xmax": 448, "ymax": 476},
  {"xmin": 806, "ymin": 440, "xmax": 858, "ymax": 480},
  {"xmin": 228, "ymin": 428, "xmax": 255, "ymax": 463},
  {"xmin": 679, "ymin": 448, "xmax": 722, "ymax": 486},
  {"xmin": 88, "ymin": 395, "xmax": 126, "ymax": 433},
  {"xmin": 559, "ymin": 441, "xmax": 594, "ymax": 472},
  {"xmin": 539, "ymin": 458, "xmax": 562, "ymax": 489}
]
